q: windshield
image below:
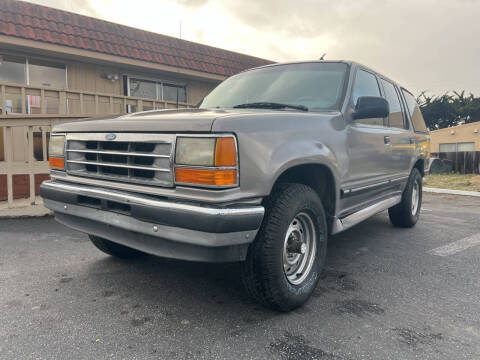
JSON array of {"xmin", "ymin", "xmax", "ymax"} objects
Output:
[{"xmin": 199, "ymin": 62, "xmax": 348, "ymax": 111}]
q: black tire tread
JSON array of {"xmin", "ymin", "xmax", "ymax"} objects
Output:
[
  {"xmin": 241, "ymin": 183, "xmax": 326, "ymax": 311},
  {"xmin": 388, "ymin": 168, "xmax": 422, "ymax": 228}
]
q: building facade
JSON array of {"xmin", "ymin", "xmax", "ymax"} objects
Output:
[
  {"xmin": 0, "ymin": 0, "xmax": 272, "ymax": 206},
  {"xmin": 430, "ymin": 122, "xmax": 480, "ymax": 155}
]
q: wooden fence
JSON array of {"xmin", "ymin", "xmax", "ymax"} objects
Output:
[
  {"xmin": 0, "ymin": 82, "xmax": 191, "ymax": 116},
  {"xmin": 431, "ymin": 152, "xmax": 480, "ymax": 174},
  {"xmin": 0, "ymin": 82, "xmax": 195, "ymax": 208}
]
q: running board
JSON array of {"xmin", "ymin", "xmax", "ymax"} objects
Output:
[{"xmin": 331, "ymin": 195, "xmax": 401, "ymax": 234}]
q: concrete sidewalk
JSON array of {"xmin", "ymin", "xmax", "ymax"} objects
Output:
[
  {"xmin": 0, "ymin": 197, "xmax": 51, "ymax": 218},
  {"xmin": 423, "ymin": 187, "xmax": 480, "ymax": 197}
]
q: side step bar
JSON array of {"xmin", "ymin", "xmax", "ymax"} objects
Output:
[{"xmin": 331, "ymin": 195, "xmax": 401, "ymax": 234}]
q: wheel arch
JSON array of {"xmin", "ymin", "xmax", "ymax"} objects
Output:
[
  {"xmin": 270, "ymin": 163, "xmax": 337, "ymax": 233},
  {"xmin": 412, "ymin": 157, "xmax": 425, "ymax": 177}
]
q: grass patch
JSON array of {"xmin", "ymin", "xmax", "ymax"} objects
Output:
[{"xmin": 424, "ymin": 173, "xmax": 480, "ymax": 192}]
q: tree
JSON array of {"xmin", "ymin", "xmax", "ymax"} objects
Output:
[{"xmin": 416, "ymin": 91, "xmax": 480, "ymax": 130}]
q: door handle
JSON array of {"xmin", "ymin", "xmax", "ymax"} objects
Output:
[
  {"xmin": 384, "ymin": 136, "xmax": 391, "ymax": 145},
  {"xmin": 409, "ymin": 138, "xmax": 416, "ymax": 144}
]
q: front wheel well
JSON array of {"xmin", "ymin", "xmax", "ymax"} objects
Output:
[
  {"xmin": 271, "ymin": 164, "xmax": 336, "ymax": 230},
  {"xmin": 413, "ymin": 158, "xmax": 425, "ymax": 177}
]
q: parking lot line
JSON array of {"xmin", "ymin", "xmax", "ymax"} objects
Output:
[{"xmin": 427, "ymin": 233, "xmax": 480, "ymax": 256}]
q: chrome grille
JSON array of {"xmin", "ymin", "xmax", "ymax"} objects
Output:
[{"xmin": 65, "ymin": 133, "xmax": 175, "ymax": 187}]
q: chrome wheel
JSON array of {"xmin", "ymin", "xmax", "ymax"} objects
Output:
[
  {"xmin": 411, "ymin": 178, "xmax": 420, "ymax": 215},
  {"xmin": 283, "ymin": 212, "xmax": 317, "ymax": 285}
]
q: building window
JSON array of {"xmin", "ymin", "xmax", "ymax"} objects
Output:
[
  {"xmin": 439, "ymin": 142, "xmax": 474, "ymax": 152},
  {"xmin": 0, "ymin": 55, "xmax": 26, "ymax": 84},
  {"xmin": 126, "ymin": 77, "xmax": 187, "ymax": 103},
  {"xmin": 439, "ymin": 143, "xmax": 456, "ymax": 152},
  {"xmin": 163, "ymin": 83, "xmax": 187, "ymax": 103},
  {"xmin": 0, "ymin": 54, "xmax": 66, "ymax": 88},
  {"xmin": 0, "ymin": 54, "xmax": 66, "ymax": 115},
  {"xmin": 129, "ymin": 78, "xmax": 156, "ymax": 99},
  {"xmin": 28, "ymin": 59, "xmax": 66, "ymax": 89},
  {"xmin": 457, "ymin": 142, "xmax": 475, "ymax": 152}
]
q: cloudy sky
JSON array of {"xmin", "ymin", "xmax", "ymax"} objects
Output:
[{"xmin": 29, "ymin": 0, "xmax": 480, "ymax": 96}]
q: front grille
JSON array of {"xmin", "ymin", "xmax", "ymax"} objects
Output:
[{"xmin": 65, "ymin": 133, "xmax": 175, "ymax": 187}]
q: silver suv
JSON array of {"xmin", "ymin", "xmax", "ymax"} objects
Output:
[{"xmin": 41, "ymin": 61, "xmax": 430, "ymax": 311}]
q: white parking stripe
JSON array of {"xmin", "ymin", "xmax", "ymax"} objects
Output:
[{"xmin": 428, "ymin": 233, "xmax": 480, "ymax": 256}]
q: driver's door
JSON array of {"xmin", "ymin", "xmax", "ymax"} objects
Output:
[{"xmin": 341, "ymin": 69, "xmax": 395, "ymax": 213}]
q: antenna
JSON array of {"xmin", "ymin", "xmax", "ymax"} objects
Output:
[
  {"xmin": 179, "ymin": 20, "xmax": 182, "ymax": 39},
  {"xmin": 319, "ymin": 53, "xmax": 326, "ymax": 60}
]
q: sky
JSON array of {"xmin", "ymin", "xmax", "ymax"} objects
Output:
[{"xmin": 28, "ymin": 0, "xmax": 480, "ymax": 96}]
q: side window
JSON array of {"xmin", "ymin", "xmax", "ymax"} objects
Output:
[
  {"xmin": 402, "ymin": 89, "xmax": 428, "ymax": 132},
  {"xmin": 381, "ymin": 79, "xmax": 404, "ymax": 129},
  {"xmin": 352, "ymin": 70, "xmax": 383, "ymax": 126}
]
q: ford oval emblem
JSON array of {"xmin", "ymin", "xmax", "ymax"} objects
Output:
[{"xmin": 105, "ymin": 133, "xmax": 117, "ymax": 141}]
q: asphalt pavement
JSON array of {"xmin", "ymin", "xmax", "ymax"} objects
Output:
[{"xmin": 1, "ymin": 193, "xmax": 479, "ymax": 360}]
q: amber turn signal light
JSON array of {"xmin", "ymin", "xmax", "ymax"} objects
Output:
[
  {"xmin": 49, "ymin": 156, "xmax": 64, "ymax": 169},
  {"xmin": 215, "ymin": 137, "xmax": 237, "ymax": 167},
  {"xmin": 175, "ymin": 168, "xmax": 237, "ymax": 186}
]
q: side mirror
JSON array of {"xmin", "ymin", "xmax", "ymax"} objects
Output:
[{"xmin": 353, "ymin": 96, "xmax": 389, "ymax": 120}]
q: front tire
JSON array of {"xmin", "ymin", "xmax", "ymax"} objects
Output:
[
  {"xmin": 240, "ymin": 183, "xmax": 328, "ymax": 312},
  {"xmin": 388, "ymin": 168, "xmax": 422, "ymax": 228},
  {"xmin": 88, "ymin": 235, "xmax": 144, "ymax": 259}
]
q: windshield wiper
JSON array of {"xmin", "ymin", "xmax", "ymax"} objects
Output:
[{"xmin": 233, "ymin": 102, "xmax": 308, "ymax": 112}]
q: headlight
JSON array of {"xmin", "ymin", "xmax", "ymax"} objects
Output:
[
  {"xmin": 175, "ymin": 137, "xmax": 216, "ymax": 166},
  {"xmin": 48, "ymin": 134, "xmax": 65, "ymax": 169},
  {"xmin": 174, "ymin": 136, "xmax": 238, "ymax": 187}
]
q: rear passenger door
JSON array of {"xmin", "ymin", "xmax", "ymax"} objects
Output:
[
  {"xmin": 401, "ymin": 89, "xmax": 430, "ymax": 169},
  {"xmin": 379, "ymin": 78, "xmax": 414, "ymax": 177}
]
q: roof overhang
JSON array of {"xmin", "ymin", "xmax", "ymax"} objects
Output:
[{"xmin": 0, "ymin": 34, "xmax": 227, "ymax": 83}]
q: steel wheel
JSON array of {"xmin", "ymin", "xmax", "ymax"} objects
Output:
[
  {"xmin": 283, "ymin": 211, "xmax": 317, "ymax": 285},
  {"xmin": 411, "ymin": 178, "xmax": 420, "ymax": 215}
]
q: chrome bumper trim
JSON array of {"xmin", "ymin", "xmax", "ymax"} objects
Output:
[{"xmin": 41, "ymin": 180, "xmax": 264, "ymax": 218}]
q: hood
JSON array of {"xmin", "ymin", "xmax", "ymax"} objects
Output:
[
  {"xmin": 52, "ymin": 108, "xmax": 340, "ymax": 133},
  {"xmin": 52, "ymin": 109, "xmax": 235, "ymax": 133}
]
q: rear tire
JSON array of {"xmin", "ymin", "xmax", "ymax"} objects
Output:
[
  {"xmin": 388, "ymin": 168, "xmax": 422, "ymax": 228},
  {"xmin": 240, "ymin": 183, "xmax": 328, "ymax": 312},
  {"xmin": 88, "ymin": 235, "xmax": 144, "ymax": 259}
]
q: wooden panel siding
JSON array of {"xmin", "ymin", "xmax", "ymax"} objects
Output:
[
  {"xmin": 67, "ymin": 62, "xmax": 123, "ymax": 95},
  {"xmin": 65, "ymin": 61, "xmax": 218, "ymax": 104}
]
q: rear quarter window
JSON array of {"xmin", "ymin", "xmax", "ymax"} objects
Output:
[{"xmin": 402, "ymin": 89, "xmax": 428, "ymax": 132}]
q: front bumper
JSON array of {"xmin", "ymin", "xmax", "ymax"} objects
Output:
[{"xmin": 40, "ymin": 180, "xmax": 265, "ymax": 262}]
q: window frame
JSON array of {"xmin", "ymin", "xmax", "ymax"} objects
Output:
[
  {"xmin": 350, "ymin": 67, "xmax": 387, "ymax": 127},
  {"xmin": 400, "ymin": 87, "xmax": 428, "ymax": 134},
  {"xmin": 124, "ymin": 74, "xmax": 188, "ymax": 103},
  {"xmin": 379, "ymin": 77, "xmax": 408, "ymax": 130}
]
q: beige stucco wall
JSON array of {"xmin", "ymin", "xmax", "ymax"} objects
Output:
[{"xmin": 430, "ymin": 122, "xmax": 480, "ymax": 152}]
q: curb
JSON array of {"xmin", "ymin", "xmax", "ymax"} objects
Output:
[
  {"xmin": 0, "ymin": 204, "xmax": 52, "ymax": 219},
  {"xmin": 423, "ymin": 187, "xmax": 480, "ymax": 197}
]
